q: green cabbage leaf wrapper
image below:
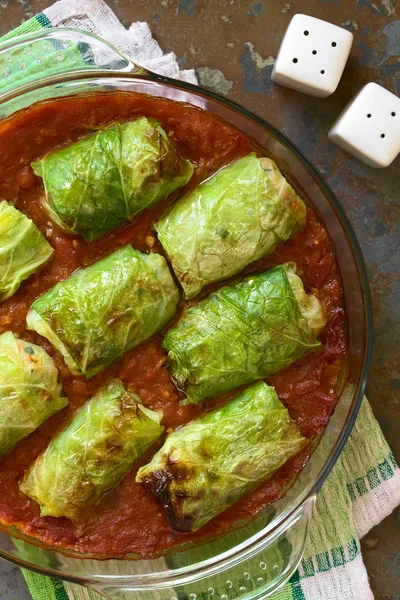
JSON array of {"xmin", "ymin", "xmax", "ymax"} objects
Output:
[
  {"xmin": 20, "ymin": 379, "xmax": 164, "ymax": 520},
  {"xmin": 163, "ymin": 263, "xmax": 326, "ymax": 404},
  {"xmin": 0, "ymin": 331, "xmax": 67, "ymax": 457},
  {"xmin": 0, "ymin": 202, "xmax": 53, "ymax": 302},
  {"xmin": 156, "ymin": 153, "xmax": 306, "ymax": 298},
  {"xmin": 27, "ymin": 246, "xmax": 180, "ymax": 378},
  {"xmin": 32, "ymin": 117, "xmax": 194, "ymax": 241},
  {"xmin": 136, "ymin": 381, "xmax": 306, "ymax": 532}
]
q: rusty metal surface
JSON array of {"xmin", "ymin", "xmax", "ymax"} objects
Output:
[{"xmin": 0, "ymin": 1, "xmax": 399, "ymax": 599}]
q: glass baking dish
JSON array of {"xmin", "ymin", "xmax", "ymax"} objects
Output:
[{"xmin": 0, "ymin": 29, "xmax": 372, "ymax": 600}]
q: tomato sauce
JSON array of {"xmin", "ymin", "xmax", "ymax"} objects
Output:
[{"xmin": 0, "ymin": 92, "xmax": 346, "ymax": 557}]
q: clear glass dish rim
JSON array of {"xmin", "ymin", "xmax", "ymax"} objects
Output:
[{"xmin": 0, "ymin": 70, "xmax": 373, "ymax": 585}]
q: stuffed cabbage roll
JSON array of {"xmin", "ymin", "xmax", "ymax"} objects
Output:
[
  {"xmin": 0, "ymin": 331, "xmax": 67, "ymax": 457},
  {"xmin": 20, "ymin": 379, "xmax": 164, "ymax": 520},
  {"xmin": 137, "ymin": 381, "xmax": 306, "ymax": 532},
  {"xmin": 163, "ymin": 263, "xmax": 326, "ymax": 404},
  {"xmin": 32, "ymin": 117, "xmax": 194, "ymax": 241},
  {"xmin": 156, "ymin": 153, "xmax": 306, "ymax": 298},
  {"xmin": 0, "ymin": 202, "xmax": 53, "ymax": 302},
  {"xmin": 27, "ymin": 246, "xmax": 179, "ymax": 378}
]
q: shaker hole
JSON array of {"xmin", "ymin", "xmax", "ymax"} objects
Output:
[
  {"xmin": 391, "ymin": 112, "xmax": 396, "ymax": 117},
  {"xmin": 312, "ymin": 50, "xmax": 317, "ymax": 55},
  {"xmin": 320, "ymin": 69, "xmax": 325, "ymax": 74},
  {"xmin": 367, "ymin": 113, "xmax": 372, "ymax": 118},
  {"xmin": 293, "ymin": 58, "xmax": 298, "ymax": 63},
  {"xmin": 332, "ymin": 41, "xmax": 337, "ymax": 47},
  {"xmin": 381, "ymin": 133, "xmax": 386, "ymax": 138},
  {"xmin": 304, "ymin": 30, "xmax": 309, "ymax": 36}
]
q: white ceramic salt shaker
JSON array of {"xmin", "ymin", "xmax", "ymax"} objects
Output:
[
  {"xmin": 271, "ymin": 14, "xmax": 353, "ymax": 98},
  {"xmin": 329, "ymin": 82, "xmax": 400, "ymax": 168}
]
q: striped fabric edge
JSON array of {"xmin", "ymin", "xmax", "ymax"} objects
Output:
[
  {"xmin": 299, "ymin": 536, "xmax": 360, "ymax": 581},
  {"xmin": 22, "ymin": 570, "xmax": 71, "ymax": 600},
  {"xmin": 0, "ymin": 13, "xmax": 51, "ymax": 42},
  {"xmin": 292, "ymin": 554, "xmax": 373, "ymax": 600},
  {"xmin": 346, "ymin": 452, "xmax": 398, "ymax": 502},
  {"xmin": 352, "ymin": 464, "xmax": 400, "ymax": 539},
  {"xmin": 52, "ymin": 578, "xmax": 70, "ymax": 600},
  {"xmin": 297, "ymin": 451, "xmax": 399, "ymax": 582}
]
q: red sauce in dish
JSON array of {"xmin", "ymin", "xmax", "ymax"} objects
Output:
[{"xmin": 0, "ymin": 92, "xmax": 346, "ymax": 557}]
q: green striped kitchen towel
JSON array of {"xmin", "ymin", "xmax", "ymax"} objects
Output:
[{"xmin": 1, "ymin": 2, "xmax": 399, "ymax": 599}]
